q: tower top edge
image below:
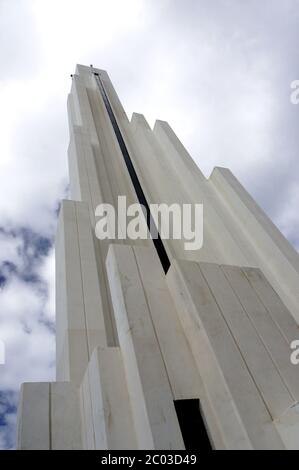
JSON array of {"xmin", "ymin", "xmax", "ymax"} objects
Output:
[{"xmin": 75, "ymin": 64, "xmax": 108, "ymax": 76}]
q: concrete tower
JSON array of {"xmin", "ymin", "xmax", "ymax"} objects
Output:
[{"xmin": 17, "ymin": 65, "xmax": 299, "ymax": 450}]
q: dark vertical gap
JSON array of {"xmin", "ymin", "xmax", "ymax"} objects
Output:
[
  {"xmin": 93, "ymin": 72, "xmax": 170, "ymax": 274},
  {"xmin": 49, "ymin": 383, "xmax": 52, "ymax": 450},
  {"xmin": 174, "ymin": 399, "xmax": 212, "ymax": 450}
]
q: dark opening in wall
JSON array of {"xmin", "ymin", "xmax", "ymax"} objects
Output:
[{"xmin": 174, "ymin": 399, "xmax": 212, "ymax": 450}]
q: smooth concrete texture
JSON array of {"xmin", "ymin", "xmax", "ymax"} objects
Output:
[
  {"xmin": 81, "ymin": 346, "xmax": 137, "ymax": 449},
  {"xmin": 209, "ymin": 167, "xmax": 299, "ymax": 323},
  {"xmin": 17, "ymin": 383, "xmax": 50, "ymax": 450},
  {"xmin": 55, "ymin": 199, "xmax": 107, "ymax": 385},
  {"xmin": 106, "ymin": 244, "xmax": 185, "ymax": 450},
  {"xmin": 167, "ymin": 261, "xmax": 286, "ymax": 449},
  {"xmin": 17, "ymin": 382, "xmax": 82, "ymax": 450},
  {"xmin": 17, "ymin": 64, "xmax": 299, "ymax": 449},
  {"xmin": 275, "ymin": 403, "xmax": 299, "ymax": 449}
]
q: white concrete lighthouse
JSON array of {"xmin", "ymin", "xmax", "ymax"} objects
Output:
[{"xmin": 17, "ymin": 64, "xmax": 299, "ymax": 450}]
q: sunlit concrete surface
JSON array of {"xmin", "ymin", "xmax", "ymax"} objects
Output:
[{"xmin": 17, "ymin": 65, "xmax": 299, "ymax": 450}]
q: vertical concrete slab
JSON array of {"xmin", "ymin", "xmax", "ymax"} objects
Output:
[
  {"xmin": 133, "ymin": 245, "xmax": 225, "ymax": 449},
  {"xmin": 153, "ymin": 119, "xmax": 206, "ymax": 181},
  {"xmin": 167, "ymin": 259, "xmax": 285, "ymax": 449},
  {"xmin": 211, "ymin": 168, "xmax": 299, "ymax": 273},
  {"xmin": 275, "ymin": 403, "xmax": 299, "ymax": 449},
  {"xmin": 222, "ymin": 265, "xmax": 299, "ymax": 405},
  {"xmin": 18, "ymin": 65, "xmax": 299, "ymax": 450},
  {"xmin": 67, "ymin": 91, "xmax": 80, "ymax": 130},
  {"xmin": 56, "ymin": 334, "xmax": 70, "ymax": 382},
  {"xmin": 17, "ymin": 383, "xmax": 50, "ymax": 450},
  {"xmin": 129, "ymin": 113, "xmax": 203, "ymax": 263},
  {"xmin": 87, "ymin": 79, "xmax": 138, "ymax": 209},
  {"xmin": 153, "ymin": 119, "xmax": 250, "ymax": 266},
  {"xmin": 55, "ymin": 200, "xmax": 89, "ymax": 385},
  {"xmin": 68, "ymin": 123, "xmax": 119, "ymax": 346},
  {"xmin": 55, "ymin": 202, "xmax": 69, "ymax": 382},
  {"xmin": 75, "ymin": 202, "xmax": 107, "ymax": 352},
  {"xmin": 200, "ymin": 262, "xmax": 295, "ymax": 419},
  {"xmin": 106, "ymin": 244, "xmax": 185, "ymax": 450},
  {"xmin": 243, "ymin": 267, "xmax": 298, "ymax": 344},
  {"xmin": 86, "ymin": 347, "xmax": 137, "ymax": 449},
  {"xmin": 51, "ymin": 382, "xmax": 83, "ymax": 450},
  {"xmin": 71, "ymin": 74, "xmax": 98, "ymax": 145},
  {"xmin": 133, "ymin": 246, "xmax": 203, "ymax": 398}
]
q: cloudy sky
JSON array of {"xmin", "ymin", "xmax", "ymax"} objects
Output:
[{"xmin": 0, "ymin": 0, "xmax": 298, "ymax": 449}]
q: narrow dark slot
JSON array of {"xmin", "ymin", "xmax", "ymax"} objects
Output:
[
  {"xmin": 174, "ymin": 399, "xmax": 212, "ymax": 450},
  {"xmin": 94, "ymin": 72, "xmax": 170, "ymax": 274}
]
